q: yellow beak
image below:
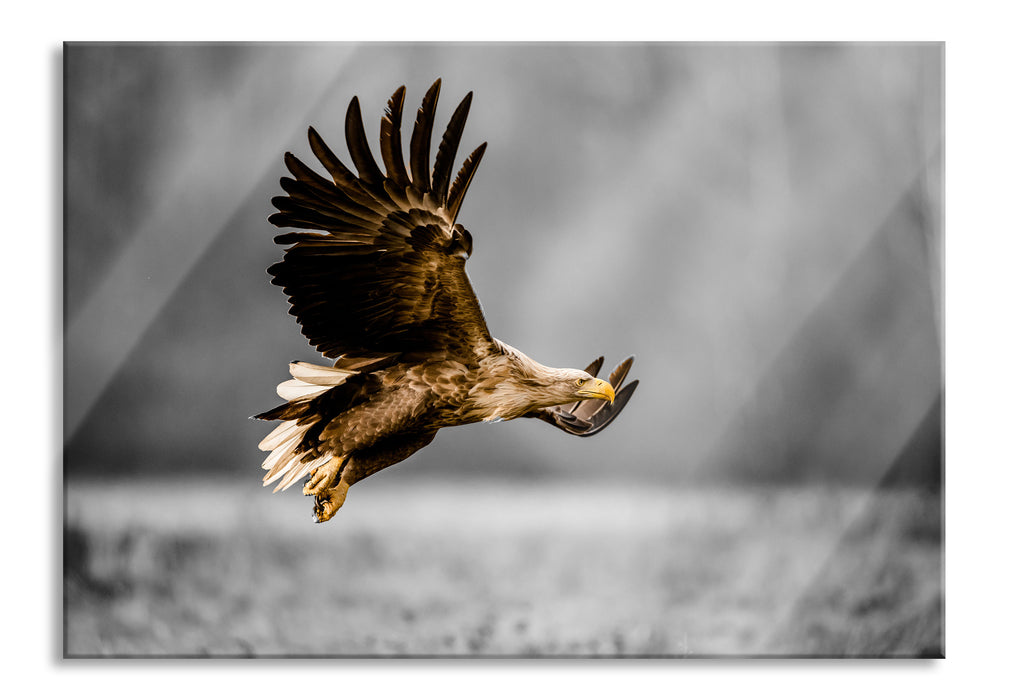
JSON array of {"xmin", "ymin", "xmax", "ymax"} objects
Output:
[{"xmin": 576, "ymin": 378, "xmax": 616, "ymax": 403}]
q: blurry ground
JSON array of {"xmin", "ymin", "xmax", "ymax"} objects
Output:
[{"xmin": 64, "ymin": 476, "xmax": 941, "ymax": 657}]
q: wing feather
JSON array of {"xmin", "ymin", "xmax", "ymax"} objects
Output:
[
  {"xmin": 267, "ymin": 80, "xmax": 493, "ymax": 360},
  {"xmin": 380, "ymin": 86, "xmax": 411, "ymax": 188},
  {"xmin": 281, "ymin": 153, "xmax": 345, "ymax": 201},
  {"xmin": 431, "ymin": 91, "xmax": 473, "ymax": 204},
  {"xmin": 447, "ymin": 142, "xmax": 488, "ymax": 225},
  {"xmin": 307, "ymin": 126, "xmax": 357, "ymax": 189},
  {"xmin": 409, "ymin": 79, "xmax": 440, "ymax": 191},
  {"xmin": 345, "ymin": 96, "xmax": 386, "ymax": 187}
]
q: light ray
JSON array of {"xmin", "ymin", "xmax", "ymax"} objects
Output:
[{"xmin": 65, "ymin": 45, "xmax": 358, "ymax": 442}]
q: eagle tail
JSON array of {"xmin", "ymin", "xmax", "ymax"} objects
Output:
[{"xmin": 255, "ymin": 360, "xmax": 359, "ymax": 492}]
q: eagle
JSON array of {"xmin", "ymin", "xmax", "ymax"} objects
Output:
[{"xmin": 255, "ymin": 80, "xmax": 638, "ymax": 522}]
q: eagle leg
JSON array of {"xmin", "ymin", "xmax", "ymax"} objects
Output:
[
  {"xmin": 313, "ymin": 479, "xmax": 350, "ymax": 524},
  {"xmin": 303, "ymin": 454, "xmax": 345, "ymax": 496}
]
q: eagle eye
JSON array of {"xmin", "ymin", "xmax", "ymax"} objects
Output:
[{"xmin": 576, "ymin": 378, "xmax": 586, "ymax": 387}]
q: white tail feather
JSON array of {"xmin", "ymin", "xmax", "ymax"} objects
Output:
[
  {"xmin": 264, "ymin": 451, "xmax": 303, "ymax": 487},
  {"xmin": 275, "ymin": 460, "xmax": 306, "ymax": 492},
  {"xmin": 276, "ymin": 453, "xmax": 325, "ymax": 492},
  {"xmin": 276, "ymin": 379, "xmax": 330, "ymax": 402},
  {"xmin": 262, "ymin": 432, "xmax": 304, "ymax": 478},
  {"xmin": 258, "ymin": 359, "xmax": 358, "ymax": 493},
  {"xmin": 265, "ymin": 460, "xmax": 299, "ymax": 488},
  {"xmin": 258, "ymin": 420, "xmax": 301, "ymax": 451},
  {"xmin": 289, "ymin": 361, "xmax": 356, "ymax": 385},
  {"xmin": 275, "ymin": 453, "xmax": 329, "ymax": 493}
]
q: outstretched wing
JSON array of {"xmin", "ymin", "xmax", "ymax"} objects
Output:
[
  {"xmin": 528, "ymin": 356, "xmax": 639, "ymax": 437},
  {"xmin": 267, "ymin": 80, "xmax": 494, "ymax": 361}
]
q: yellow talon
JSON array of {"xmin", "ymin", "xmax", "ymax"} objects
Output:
[
  {"xmin": 303, "ymin": 455, "xmax": 344, "ymax": 496},
  {"xmin": 313, "ymin": 479, "xmax": 350, "ymax": 523}
]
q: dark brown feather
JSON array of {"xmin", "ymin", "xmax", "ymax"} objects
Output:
[
  {"xmin": 307, "ymin": 126, "xmax": 357, "ymax": 189},
  {"xmin": 431, "ymin": 91, "xmax": 473, "ymax": 204},
  {"xmin": 447, "ymin": 142, "xmax": 487, "ymax": 225},
  {"xmin": 380, "ymin": 86, "xmax": 411, "ymax": 188},
  {"xmin": 279, "ymin": 173, "xmax": 384, "ymax": 225},
  {"xmin": 606, "ymin": 355, "xmax": 635, "ymax": 392},
  {"xmin": 584, "ymin": 356, "xmax": 605, "ymax": 378},
  {"xmin": 409, "ymin": 79, "xmax": 440, "ymax": 191},
  {"xmin": 345, "ymin": 96, "xmax": 385, "ymax": 186},
  {"xmin": 343, "ymin": 431, "xmax": 438, "ymax": 485},
  {"xmin": 283, "ymin": 152, "xmax": 344, "ymax": 201}
]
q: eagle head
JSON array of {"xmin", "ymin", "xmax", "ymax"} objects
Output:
[
  {"xmin": 514, "ymin": 367, "xmax": 615, "ymax": 413},
  {"xmin": 566, "ymin": 369, "xmax": 616, "ymax": 403},
  {"xmin": 477, "ymin": 343, "xmax": 617, "ymax": 422}
]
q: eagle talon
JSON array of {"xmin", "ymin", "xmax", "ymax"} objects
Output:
[
  {"xmin": 311, "ymin": 480, "xmax": 350, "ymax": 523},
  {"xmin": 302, "ymin": 455, "xmax": 344, "ymax": 496},
  {"xmin": 312, "ymin": 497, "xmax": 328, "ymax": 523}
]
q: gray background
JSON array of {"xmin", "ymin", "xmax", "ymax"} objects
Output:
[
  {"xmin": 63, "ymin": 43, "xmax": 942, "ymax": 657},
  {"xmin": 64, "ymin": 42, "xmax": 942, "ymax": 487}
]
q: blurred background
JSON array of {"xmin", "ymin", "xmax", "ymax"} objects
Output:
[{"xmin": 63, "ymin": 43, "xmax": 942, "ymax": 657}]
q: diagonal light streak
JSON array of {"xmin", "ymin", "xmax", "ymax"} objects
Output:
[
  {"xmin": 746, "ymin": 170, "xmax": 943, "ymax": 653},
  {"xmin": 65, "ymin": 44, "xmax": 358, "ymax": 443},
  {"xmin": 755, "ymin": 394, "xmax": 941, "ymax": 654}
]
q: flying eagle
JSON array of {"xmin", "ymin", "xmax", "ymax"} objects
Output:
[{"xmin": 255, "ymin": 80, "xmax": 638, "ymax": 522}]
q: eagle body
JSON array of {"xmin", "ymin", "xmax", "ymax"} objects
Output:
[{"xmin": 256, "ymin": 81, "xmax": 638, "ymax": 522}]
